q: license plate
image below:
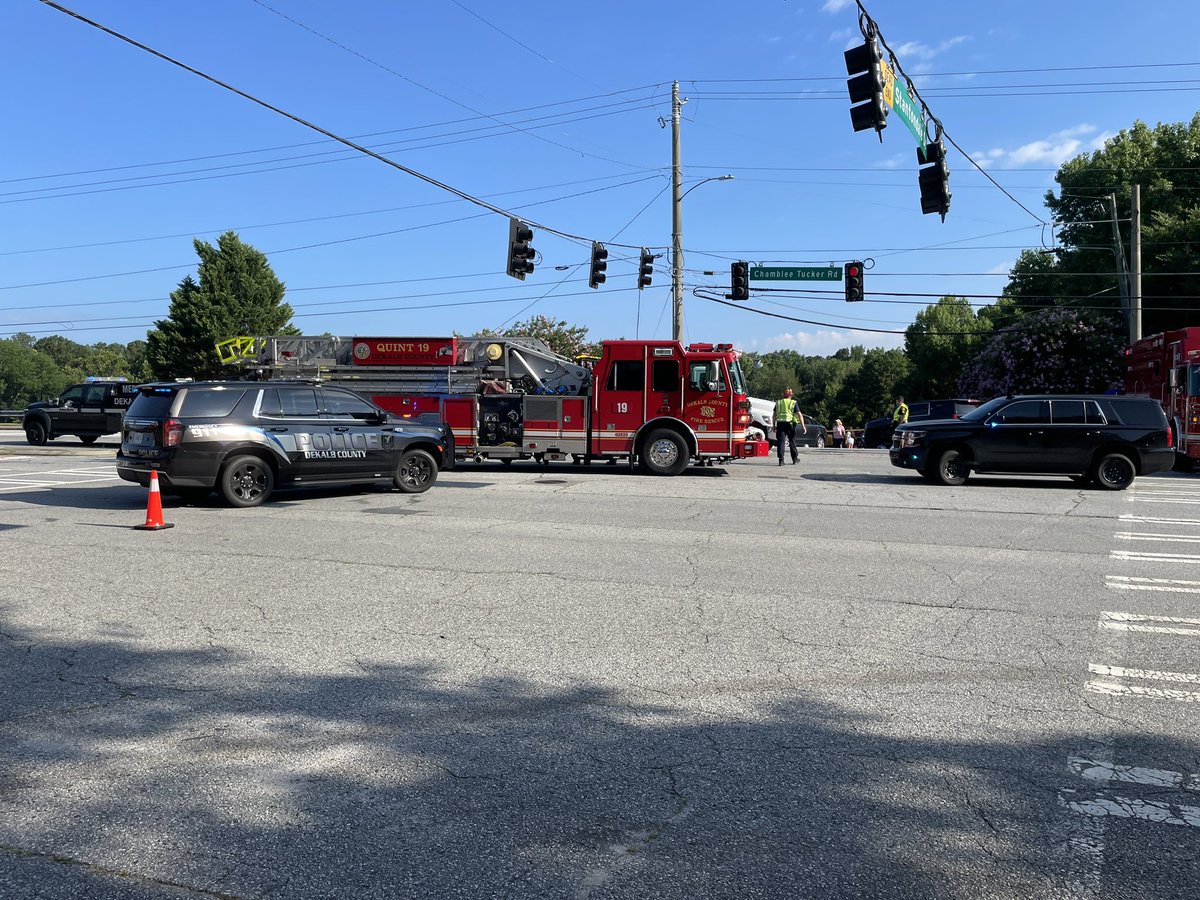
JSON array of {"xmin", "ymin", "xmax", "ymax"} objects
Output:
[{"xmin": 128, "ymin": 431, "xmax": 153, "ymax": 446}]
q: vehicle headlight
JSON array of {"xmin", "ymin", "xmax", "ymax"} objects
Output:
[{"xmin": 899, "ymin": 430, "xmax": 926, "ymax": 448}]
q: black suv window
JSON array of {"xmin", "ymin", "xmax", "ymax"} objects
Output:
[
  {"xmin": 83, "ymin": 384, "xmax": 108, "ymax": 405},
  {"xmin": 1051, "ymin": 400, "xmax": 1086, "ymax": 424},
  {"xmin": 324, "ymin": 389, "xmax": 380, "ymax": 419},
  {"xmin": 61, "ymin": 386, "xmax": 85, "ymax": 404},
  {"xmin": 909, "ymin": 403, "xmax": 930, "ymax": 418},
  {"xmin": 994, "ymin": 400, "xmax": 1049, "ymax": 424},
  {"xmin": 127, "ymin": 388, "xmax": 178, "ymax": 418},
  {"xmin": 1100, "ymin": 398, "xmax": 1167, "ymax": 428},
  {"xmin": 259, "ymin": 387, "xmax": 320, "ymax": 418},
  {"xmin": 180, "ymin": 388, "xmax": 246, "ymax": 418}
]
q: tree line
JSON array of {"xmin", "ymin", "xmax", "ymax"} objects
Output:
[{"xmin": 2, "ymin": 114, "xmax": 1194, "ymax": 419}]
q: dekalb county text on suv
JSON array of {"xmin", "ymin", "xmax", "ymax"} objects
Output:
[
  {"xmin": 116, "ymin": 381, "xmax": 454, "ymax": 507},
  {"xmin": 890, "ymin": 394, "xmax": 1173, "ymax": 490}
]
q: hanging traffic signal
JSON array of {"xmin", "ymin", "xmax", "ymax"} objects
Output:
[
  {"xmin": 845, "ymin": 39, "xmax": 889, "ymax": 138},
  {"xmin": 730, "ymin": 260, "xmax": 749, "ymax": 301},
  {"xmin": 588, "ymin": 241, "xmax": 608, "ymax": 289},
  {"xmin": 844, "ymin": 261, "xmax": 864, "ymax": 301},
  {"xmin": 637, "ymin": 248, "xmax": 654, "ymax": 290},
  {"xmin": 917, "ymin": 139, "xmax": 951, "ymax": 220},
  {"xmin": 506, "ymin": 218, "xmax": 535, "ymax": 280}
]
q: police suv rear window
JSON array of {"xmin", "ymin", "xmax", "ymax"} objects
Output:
[
  {"xmin": 179, "ymin": 388, "xmax": 247, "ymax": 418},
  {"xmin": 126, "ymin": 390, "xmax": 176, "ymax": 418}
]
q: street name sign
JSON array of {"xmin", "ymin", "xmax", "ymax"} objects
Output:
[{"xmin": 749, "ymin": 266, "xmax": 842, "ymax": 281}]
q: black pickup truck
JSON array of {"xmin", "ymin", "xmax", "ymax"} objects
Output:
[{"xmin": 22, "ymin": 380, "xmax": 140, "ymax": 445}]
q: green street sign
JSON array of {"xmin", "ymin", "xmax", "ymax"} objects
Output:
[
  {"xmin": 890, "ymin": 80, "xmax": 926, "ymax": 154},
  {"xmin": 749, "ymin": 266, "xmax": 842, "ymax": 282}
]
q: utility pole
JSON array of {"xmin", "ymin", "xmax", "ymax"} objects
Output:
[
  {"xmin": 1108, "ymin": 193, "xmax": 1131, "ymax": 336},
  {"xmin": 1131, "ymin": 183, "xmax": 1142, "ymax": 343},
  {"xmin": 671, "ymin": 80, "xmax": 684, "ymax": 343}
]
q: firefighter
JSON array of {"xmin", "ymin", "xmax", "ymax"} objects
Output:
[
  {"xmin": 774, "ymin": 388, "xmax": 807, "ymax": 466},
  {"xmin": 893, "ymin": 396, "xmax": 909, "ymax": 427}
]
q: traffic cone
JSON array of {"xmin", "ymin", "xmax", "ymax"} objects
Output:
[{"xmin": 134, "ymin": 470, "xmax": 174, "ymax": 531}]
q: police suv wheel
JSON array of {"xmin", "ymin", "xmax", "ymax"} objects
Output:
[
  {"xmin": 641, "ymin": 428, "xmax": 689, "ymax": 476},
  {"xmin": 79, "ymin": 436, "xmax": 99, "ymax": 445},
  {"xmin": 395, "ymin": 448, "xmax": 437, "ymax": 493},
  {"xmin": 1094, "ymin": 452, "xmax": 1135, "ymax": 491},
  {"xmin": 25, "ymin": 421, "xmax": 48, "ymax": 446},
  {"xmin": 220, "ymin": 455, "xmax": 274, "ymax": 507}
]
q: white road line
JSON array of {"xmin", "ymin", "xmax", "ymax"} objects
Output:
[
  {"xmin": 1098, "ymin": 611, "xmax": 1200, "ymax": 636},
  {"xmin": 1067, "ymin": 755, "xmax": 1200, "ymax": 792},
  {"xmin": 1130, "ymin": 497, "xmax": 1200, "ymax": 504},
  {"xmin": 1088, "ymin": 662, "xmax": 1200, "ymax": 684},
  {"xmin": 0, "ymin": 456, "xmax": 33, "ymax": 462},
  {"xmin": 1114, "ymin": 533, "xmax": 1200, "ymax": 543},
  {"xmin": 1059, "ymin": 791, "xmax": 1200, "ymax": 827},
  {"xmin": 1110, "ymin": 550, "xmax": 1200, "ymax": 563},
  {"xmin": 1106, "ymin": 575, "xmax": 1200, "ymax": 594},
  {"xmin": 1085, "ymin": 681, "xmax": 1200, "ymax": 702},
  {"xmin": 1119, "ymin": 515, "xmax": 1200, "ymax": 526}
]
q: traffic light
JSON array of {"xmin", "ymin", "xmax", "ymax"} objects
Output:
[
  {"xmin": 844, "ymin": 38, "xmax": 889, "ymax": 138},
  {"xmin": 506, "ymin": 218, "xmax": 535, "ymax": 280},
  {"xmin": 730, "ymin": 260, "xmax": 749, "ymax": 301},
  {"xmin": 637, "ymin": 248, "xmax": 654, "ymax": 290},
  {"xmin": 588, "ymin": 241, "xmax": 608, "ymax": 289},
  {"xmin": 917, "ymin": 139, "xmax": 951, "ymax": 220},
  {"xmin": 844, "ymin": 261, "xmax": 864, "ymax": 301}
]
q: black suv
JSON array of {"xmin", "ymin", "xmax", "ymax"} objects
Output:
[
  {"xmin": 23, "ymin": 380, "xmax": 140, "ymax": 445},
  {"xmin": 862, "ymin": 398, "xmax": 980, "ymax": 449},
  {"xmin": 890, "ymin": 394, "xmax": 1173, "ymax": 490},
  {"xmin": 116, "ymin": 381, "xmax": 455, "ymax": 507}
]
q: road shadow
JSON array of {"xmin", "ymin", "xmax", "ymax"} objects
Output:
[{"xmin": 0, "ymin": 617, "xmax": 1194, "ymax": 899}]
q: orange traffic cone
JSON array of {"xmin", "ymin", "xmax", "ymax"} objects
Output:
[{"xmin": 134, "ymin": 470, "xmax": 174, "ymax": 531}]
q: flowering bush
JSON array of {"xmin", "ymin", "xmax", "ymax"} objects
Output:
[{"xmin": 957, "ymin": 308, "xmax": 1123, "ymax": 398}]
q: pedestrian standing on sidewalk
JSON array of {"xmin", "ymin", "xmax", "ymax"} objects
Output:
[
  {"xmin": 831, "ymin": 419, "xmax": 846, "ymax": 449},
  {"xmin": 774, "ymin": 388, "xmax": 807, "ymax": 466}
]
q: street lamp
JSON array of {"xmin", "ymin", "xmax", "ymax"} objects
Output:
[{"xmin": 672, "ymin": 174, "xmax": 733, "ymax": 342}]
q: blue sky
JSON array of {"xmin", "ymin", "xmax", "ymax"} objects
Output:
[{"xmin": 3, "ymin": 0, "xmax": 1198, "ymax": 356}]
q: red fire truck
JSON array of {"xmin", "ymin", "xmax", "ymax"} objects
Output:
[
  {"xmin": 1125, "ymin": 327, "xmax": 1200, "ymax": 467},
  {"xmin": 220, "ymin": 335, "xmax": 765, "ymax": 474}
]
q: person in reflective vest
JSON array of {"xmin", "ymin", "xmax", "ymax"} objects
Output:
[{"xmin": 774, "ymin": 388, "xmax": 807, "ymax": 466}]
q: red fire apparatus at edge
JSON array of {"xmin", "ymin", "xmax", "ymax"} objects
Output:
[
  {"xmin": 1126, "ymin": 326, "xmax": 1200, "ymax": 467},
  {"xmin": 232, "ymin": 334, "xmax": 767, "ymax": 475}
]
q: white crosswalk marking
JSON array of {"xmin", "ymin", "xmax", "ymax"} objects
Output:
[
  {"xmin": 1106, "ymin": 575, "xmax": 1200, "ymax": 594},
  {"xmin": 1098, "ymin": 611, "xmax": 1200, "ymax": 636},
  {"xmin": 1086, "ymin": 682, "xmax": 1200, "ymax": 702},
  {"xmin": 1115, "ymin": 532, "xmax": 1200, "ymax": 543},
  {"xmin": 1110, "ymin": 550, "xmax": 1200, "ymax": 563},
  {"xmin": 1068, "ymin": 756, "xmax": 1200, "ymax": 792},
  {"xmin": 1088, "ymin": 662, "xmax": 1200, "ymax": 684},
  {"xmin": 1059, "ymin": 791, "xmax": 1200, "ymax": 828},
  {"xmin": 1120, "ymin": 514, "xmax": 1200, "ymax": 526}
]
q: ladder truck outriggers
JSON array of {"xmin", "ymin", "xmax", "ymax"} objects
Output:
[{"xmin": 222, "ymin": 335, "xmax": 765, "ymax": 475}]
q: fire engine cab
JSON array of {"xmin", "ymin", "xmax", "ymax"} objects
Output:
[
  {"xmin": 220, "ymin": 335, "xmax": 764, "ymax": 475},
  {"xmin": 1126, "ymin": 327, "xmax": 1200, "ymax": 467}
]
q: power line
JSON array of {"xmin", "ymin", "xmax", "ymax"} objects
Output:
[
  {"xmin": 684, "ymin": 61, "xmax": 1200, "ymax": 83},
  {"xmin": 36, "ymin": 1, "xmax": 654, "ymax": 252}
]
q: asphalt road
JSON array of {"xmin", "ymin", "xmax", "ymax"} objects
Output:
[{"xmin": 1, "ymin": 435, "xmax": 1197, "ymax": 899}]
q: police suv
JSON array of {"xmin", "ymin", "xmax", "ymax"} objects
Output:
[
  {"xmin": 116, "ymin": 381, "xmax": 454, "ymax": 507},
  {"xmin": 23, "ymin": 379, "xmax": 140, "ymax": 445}
]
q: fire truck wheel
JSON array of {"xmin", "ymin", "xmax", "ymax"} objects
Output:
[
  {"xmin": 1093, "ymin": 452, "xmax": 1135, "ymax": 491},
  {"xmin": 641, "ymin": 429, "xmax": 689, "ymax": 476},
  {"xmin": 395, "ymin": 448, "xmax": 437, "ymax": 493}
]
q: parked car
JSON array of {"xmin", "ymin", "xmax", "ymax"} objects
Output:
[
  {"xmin": 116, "ymin": 381, "xmax": 454, "ymax": 507},
  {"xmin": 22, "ymin": 380, "xmax": 140, "ymax": 445},
  {"xmin": 862, "ymin": 398, "xmax": 981, "ymax": 449},
  {"xmin": 747, "ymin": 398, "xmax": 827, "ymax": 447},
  {"xmin": 889, "ymin": 394, "xmax": 1173, "ymax": 490}
]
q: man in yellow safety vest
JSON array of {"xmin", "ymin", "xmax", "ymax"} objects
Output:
[{"xmin": 774, "ymin": 388, "xmax": 807, "ymax": 466}]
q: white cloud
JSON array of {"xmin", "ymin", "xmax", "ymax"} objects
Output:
[
  {"xmin": 893, "ymin": 35, "xmax": 970, "ymax": 61},
  {"xmin": 750, "ymin": 329, "xmax": 905, "ymax": 355},
  {"xmin": 821, "ymin": 0, "xmax": 854, "ymax": 12},
  {"xmin": 973, "ymin": 125, "xmax": 1116, "ymax": 168},
  {"xmin": 873, "ymin": 153, "xmax": 908, "ymax": 170},
  {"xmin": 984, "ymin": 262, "xmax": 1013, "ymax": 276},
  {"xmin": 828, "ymin": 27, "xmax": 854, "ymax": 42}
]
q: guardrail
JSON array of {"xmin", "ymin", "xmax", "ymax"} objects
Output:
[{"xmin": 0, "ymin": 410, "xmax": 24, "ymax": 422}]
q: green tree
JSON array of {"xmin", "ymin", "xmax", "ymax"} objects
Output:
[
  {"xmin": 903, "ymin": 296, "xmax": 991, "ymax": 399},
  {"xmin": 1000, "ymin": 115, "xmax": 1200, "ymax": 336},
  {"xmin": 834, "ymin": 347, "xmax": 908, "ymax": 432},
  {"xmin": 958, "ymin": 308, "xmax": 1123, "ymax": 397},
  {"xmin": 471, "ymin": 315, "xmax": 599, "ymax": 359},
  {"xmin": 0, "ymin": 339, "xmax": 69, "ymax": 407},
  {"xmin": 145, "ymin": 231, "xmax": 294, "ymax": 379}
]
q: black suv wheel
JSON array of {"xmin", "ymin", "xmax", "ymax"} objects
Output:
[
  {"xmin": 931, "ymin": 448, "xmax": 971, "ymax": 486},
  {"xmin": 220, "ymin": 455, "xmax": 274, "ymax": 507},
  {"xmin": 25, "ymin": 421, "xmax": 48, "ymax": 445},
  {"xmin": 1094, "ymin": 452, "xmax": 1135, "ymax": 491},
  {"xmin": 395, "ymin": 448, "xmax": 437, "ymax": 493}
]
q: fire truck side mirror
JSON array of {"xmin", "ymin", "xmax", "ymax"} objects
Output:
[{"xmin": 1169, "ymin": 367, "xmax": 1178, "ymax": 388}]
